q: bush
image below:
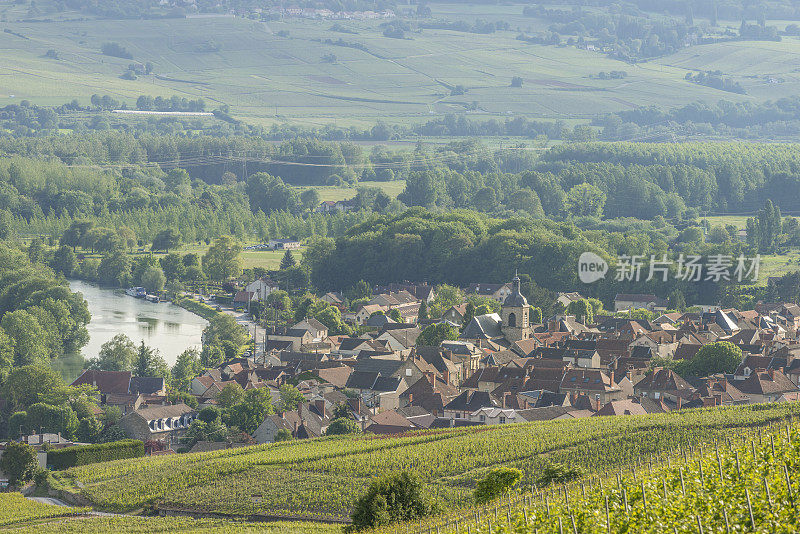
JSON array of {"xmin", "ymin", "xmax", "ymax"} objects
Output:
[
  {"xmin": 275, "ymin": 428, "xmax": 293, "ymax": 442},
  {"xmin": 0, "ymin": 441, "xmax": 38, "ymax": 486},
  {"xmin": 349, "ymin": 471, "xmax": 434, "ymax": 531},
  {"xmin": 474, "ymin": 467, "xmax": 522, "ymax": 504},
  {"xmin": 47, "ymin": 439, "xmax": 145, "ymax": 470},
  {"xmin": 536, "ymin": 462, "xmax": 583, "ymax": 487},
  {"xmin": 326, "ymin": 417, "xmax": 360, "ymax": 436}
]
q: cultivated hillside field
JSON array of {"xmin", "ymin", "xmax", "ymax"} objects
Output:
[
  {"xmin": 50, "ymin": 403, "xmax": 800, "ymax": 524},
  {"xmin": 4, "ymin": 5, "xmax": 795, "ymax": 128}
]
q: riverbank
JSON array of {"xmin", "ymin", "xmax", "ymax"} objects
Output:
[{"xmin": 69, "ymin": 280, "xmax": 207, "ymax": 366}]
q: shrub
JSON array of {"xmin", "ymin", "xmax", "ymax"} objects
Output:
[
  {"xmin": 1, "ymin": 441, "xmax": 38, "ymax": 486},
  {"xmin": 349, "ymin": 471, "xmax": 434, "ymax": 531},
  {"xmin": 326, "ymin": 417, "xmax": 360, "ymax": 436},
  {"xmin": 47, "ymin": 439, "xmax": 145, "ymax": 470},
  {"xmin": 536, "ymin": 462, "xmax": 583, "ymax": 487},
  {"xmin": 474, "ymin": 466, "xmax": 522, "ymax": 504}
]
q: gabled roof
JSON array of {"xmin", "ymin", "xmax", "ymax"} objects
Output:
[
  {"xmin": 460, "ymin": 313, "xmax": 502, "ymax": 340},
  {"xmin": 593, "ymin": 399, "xmax": 648, "ymax": 417},
  {"xmin": 72, "ymin": 370, "xmax": 132, "ymax": 396},
  {"xmin": 444, "ymin": 390, "xmax": 498, "ymax": 412},
  {"xmin": 634, "ymin": 368, "xmax": 695, "ymax": 395},
  {"xmin": 737, "ymin": 369, "xmax": 798, "ymax": 395}
]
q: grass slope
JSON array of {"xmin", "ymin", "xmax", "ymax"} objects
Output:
[
  {"xmin": 0, "ymin": 15, "xmax": 769, "ymax": 128},
  {"xmin": 52, "ymin": 403, "xmax": 800, "ymax": 522}
]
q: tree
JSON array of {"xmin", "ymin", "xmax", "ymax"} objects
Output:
[
  {"xmin": 418, "ymin": 300, "xmax": 429, "ymax": 321},
  {"xmin": 183, "ymin": 418, "xmax": 228, "ymax": 446},
  {"xmin": 275, "ymin": 428, "xmax": 293, "ymax": 441},
  {"xmin": 300, "ymin": 188, "xmax": 320, "ymax": 211},
  {"xmin": 227, "ymin": 388, "xmax": 273, "ymax": 434},
  {"xmin": 26, "ymin": 402, "xmax": 79, "ymax": 439},
  {"xmin": 203, "ymin": 314, "xmax": 248, "ymax": 349},
  {"xmin": 201, "ymin": 344, "xmax": 225, "ymax": 368},
  {"xmin": 90, "ymin": 333, "xmax": 136, "ymax": 371},
  {"xmin": 132, "ymin": 341, "xmax": 168, "ymax": 378},
  {"xmin": 565, "ymin": 183, "xmax": 606, "ymax": 218},
  {"xmin": 60, "ymin": 220, "xmax": 93, "ymax": 251},
  {"xmin": 350, "ymin": 471, "xmax": 434, "ymax": 530},
  {"xmin": 326, "ymin": 417, "xmax": 360, "ymax": 436},
  {"xmin": 280, "ymin": 250, "xmax": 297, "ymax": 270},
  {"xmin": 217, "ymin": 383, "xmax": 244, "ymax": 410},
  {"xmin": 566, "ymin": 299, "xmax": 593, "ymax": 324},
  {"xmin": 199, "ymin": 406, "xmax": 221, "ymax": 424},
  {"xmin": 141, "ymin": 265, "xmax": 166, "ymax": 293},
  {"xmin": 159, "ymin": 253, "xmax": 185, "ymax": 281},
  {"xmin": 417, "ymin": 323, "xmax": 459, "ymax": 347},
  {"xmin": 0, "ymin": 441, "xmax": 38, "ymax": 486},
  {"xmin": 474, "ymin": 467, "xmax": 522, "ymax": 504},
  {"xmin": 461, "ymin": 303, "xmax": 475, "ymax": 329},
  {"xmin": 277, "ymin": 384, "xmax": 305, "ymax": 412},
  {"xmin": 202, "ymin": 235, "xmax": 242, "ymax": 281},
  {"xmin": 152, "ymin": 228, "xmax": 181, "ymax": 252},
  {"xmin": 51, "ymin": 245, "xmax": 77, "ymax": 277},
  {"xmin": 675, "ymin": 341, "xmax": 742, "ymax": 377},
  {"xmin": 97, "ymin": 250, "xmax": 131, "ymax": 287},
  {"xmin": 171, "ymin": 348, "xmax": 201, "ymax": 391},
  {"xmin": 530, "ymin": 306, "xmax": 543, "ymax": 324},
  {"xmin": 3, "ymin": 365, "xmax": 63, "ymax": 410},
  {"xmin": 76, "ymin": 417, "xmax": 102, "ymax": 443},
  {"xmin": 389, "ymin": 308, "xmax": 402, "ymax": 322},
  {"xmin": 668, "ymin": 289, "xmax": 686, "ymax": 311},
  {"xmin": 1, "ymin": 310, "xmax": 48, "ymax": 365}
]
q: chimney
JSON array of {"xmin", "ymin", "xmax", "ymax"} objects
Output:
[
  {"xmin": 314, "ymin": 399, "xmax": 326, "ymax": 417},
  {"xmin": 408, "ymin": 393, "xmax": 413, "ymax": 404},
  {"xmin": 768, "ymin": 368, "xmax": 775, "ymax": 379},
  {"xmin": 425, "ymin": 371, "xmax": 435, "ymax": 386},
  {"xmin": 443, "ymin": 368, "xmax": 450, "ymax": 385},
  {"xmin": 504, "ymin": 392, "xmax": 512, "ymax": 409},
  {"xmin": 676, "ymin": 396, "xmax": 682, "ymax": 410}
]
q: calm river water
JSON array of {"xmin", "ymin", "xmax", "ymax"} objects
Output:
[{"xmin": 67, "ymin": 280, "xmax": 208, "ymax": 370}]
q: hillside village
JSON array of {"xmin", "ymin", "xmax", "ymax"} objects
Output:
[{"xmin": 62, "ymin": 275, "xmax": 800, "ymax": 453}]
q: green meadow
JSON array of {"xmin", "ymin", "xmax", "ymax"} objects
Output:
[{"xmin": 1, "ymin": 8, "xmax": 785, "ymax": 129}]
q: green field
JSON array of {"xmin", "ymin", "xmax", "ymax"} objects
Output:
[
  {"xmin": 0, "ymin": 10, "xmax": 775, "ymax": 129},
  {"xmin": 51, "ymin": 403, "xmax": 800, "ymax": 523},
  {"xmin": 0, "ymin": 494, "xmax": 338, "ymax": 533},
  {"xmin": 295, "ymin": 180, "xmax": 406, "ymax": 202}
]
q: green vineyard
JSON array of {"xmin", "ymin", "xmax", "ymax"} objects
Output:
[
  {"xmin": 52, "ymin": 403, "xmax": 800, "ymax": 523},
  {"xmin": 378, "ymin": 417, "xmax": 800, "ymax": 533}
]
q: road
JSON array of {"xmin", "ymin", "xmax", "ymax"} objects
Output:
[{"xmin": 27, "ymin": 496, "xmax": 122, "ymax": 517}]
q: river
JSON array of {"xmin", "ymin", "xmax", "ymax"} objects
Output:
[{"xmin": 65, "ymin": 280, "xmax": 208, "ymax": 373}]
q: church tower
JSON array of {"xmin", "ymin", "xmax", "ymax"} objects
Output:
[{"xmin": 501, "ymin": 275, "xmax": 530, "ymax": 342}]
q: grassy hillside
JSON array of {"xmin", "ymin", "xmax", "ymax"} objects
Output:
[
  {"xmin": 0, "ymin": 15, "xmax": 766, "ymax": 128},
  {"xmin": 51, "ymin": 403, "xmax": 800, "ymax": 522}
]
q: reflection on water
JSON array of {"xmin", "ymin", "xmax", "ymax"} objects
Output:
[{"xmin": 69, "ymin": 280, "xmax": 208, "ymax": 370}]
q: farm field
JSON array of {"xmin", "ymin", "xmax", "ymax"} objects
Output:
[
  {"xmin": 0, "ymin": 14, "xmax": 770, "ymax": 128},
  {"xmin": 51, "ymin": 403, "xmax": 800, "ymax": 522}
]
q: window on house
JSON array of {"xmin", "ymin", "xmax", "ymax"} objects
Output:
[
  {"xmin": 480, "ymin": 415, "xmax": 486, "ymax": 422},
  {"xmin": 508, "ymin": 313, "xmax": 517, "ymax": 328},
  {"xmin": 654, "ymin": 392, "xmax": 660, "ymax": 399},
  {"xmin": 405, "ymin": 368, "xmax": 412, "ymax": 376},
  {"xmin": 499, "ymin": 416, "xmax": 506, "ymax": 424}
]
